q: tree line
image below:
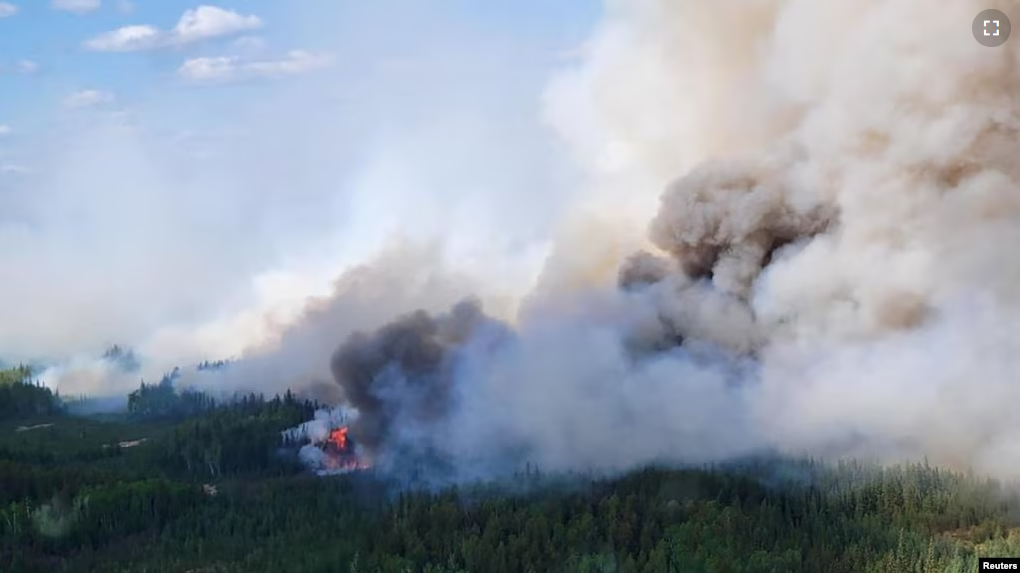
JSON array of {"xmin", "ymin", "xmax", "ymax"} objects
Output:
[{"xmin": 4, "ymin": 366, "xmax": 1020, "ymax": 572}]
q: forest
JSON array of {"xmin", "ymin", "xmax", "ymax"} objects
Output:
[{"xmin": 2, "ymin": 365, "xmax": 1020, "ymax": 572}]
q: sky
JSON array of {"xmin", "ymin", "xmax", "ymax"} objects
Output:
[{"xmin": 0, "ymin": 1, "xmax": 600, "ymax": 366}]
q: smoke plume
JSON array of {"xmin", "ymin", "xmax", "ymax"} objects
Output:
[
  {"xmin": 329, "ymin": 298, "xmax": 503, "ymax": 451},
  {"xmin": 270, "ymin": 0, "xmax": 1020, "ymax": 484},
  {"xmin": 18, "ymin": 0, "xmax": 1020, "ymax": 484}
]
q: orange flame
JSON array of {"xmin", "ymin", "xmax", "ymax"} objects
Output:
[
  {"xmin": 328, "ymin": 426, "xmax": 349, "ymax": 451},
  {"xmin": 318, "ymin": 425, "xmax": 371, "ymax": 473}
]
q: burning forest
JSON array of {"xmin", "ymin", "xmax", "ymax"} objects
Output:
[
  {"xmin": 13, "ymin": 0, "xmax": 1020, "ymax": 570},
  {"xmin": 282, "ymin": 409, "xmax": 372, "ymax": 476},
  {"xmin": 321, "ymin": 426, "xmax": 371, "ymax": 473},
  {"xmin": 272, "ymin": 0, "xmax": 1020, "ymax": 487}
]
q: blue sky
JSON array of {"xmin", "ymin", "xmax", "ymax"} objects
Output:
[
  {"xmin": 0, "ymin": 1, "xmax": 601, "ymax": 365},
  {"xmin": 0, "ymin": 1, "xmax": 598, "ymax": 136}
]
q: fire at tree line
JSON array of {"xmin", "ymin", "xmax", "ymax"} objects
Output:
[{"xmin": 2, "ymin": 365, "xmax": 1020, "ymax": 572}]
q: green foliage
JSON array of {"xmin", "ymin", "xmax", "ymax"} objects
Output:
[
  {"xmin": 0, "ymin": 366, "xmax": 62, "ymax": 420},
  {"xmin": 127, "ymin": 370, "xmax": 217, "ymax": 420},
  {"xmin": 5, "ymin": 434, "xmax": 1020, "ymax": 572},
  {"xmin": 144, "ymin": 391, "xmax": 315, "ymax": 479},
  {"xmin": 4, "ymin": 381, "xmax": 1020, "ymax": 572}
]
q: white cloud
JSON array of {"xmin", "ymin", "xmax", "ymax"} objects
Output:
[
  {"xmin": 173, "ymin": 5, "xmax": 260, "ymax": 43},
  {"xmin": 64, "ymin": 89, "xmax": 114, "ymax": 109},
  {"xmin": 178, "ymin": 56, "xmax": 236, "ymax": 82},
  {"xmin": 84, "ymin": 5, "xmax": 261, "ymax": 52},
  {"xmin": 116, "ymin": 0, "xmax": 132, "ymax": 14},
  {"xmin": 179, "ymin": 50, "xmax": 333, "ymax": 83},
  {"xmin": 0, "ymin": 2, "xmax": 17, "ymax": 17},
  {"xmin": 84, "ymin": 25, "xmax": 160, "ymax": 52},
  {"xmin": 0, "ymin": 125, "xmax": 11, "ymax": 135},
  {"xmin": 52, "ymin": 0, "xmax": 100, "ymax": 14}
]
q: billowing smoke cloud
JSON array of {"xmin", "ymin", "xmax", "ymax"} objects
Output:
[
  {"xmin": 274, "ymin": 0, "xmax": 1020, "ymax": 484},
  {"xmin": 329, "ymin": 298, "xmax": 504, "ymax": 451},
  {"xmin": 17, "ymin": 0, "xmax": 1020, "ymax": 485},
  {"xmin": 174, "ymin": 242, "xmax": 516, "ymax": 402}
]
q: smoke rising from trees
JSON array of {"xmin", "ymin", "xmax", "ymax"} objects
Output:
[
  {"xmin": 265, "ymin": 0, "xmax": 1020, "ymax": 483},
  {"xmin": 21, "ymin": 0, "xmax": 1020, "ymax": 483}
]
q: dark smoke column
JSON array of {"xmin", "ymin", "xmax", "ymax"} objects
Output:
[{"xmin": 328, "ymin": 298, "xmax": 496, "ymax": 456}]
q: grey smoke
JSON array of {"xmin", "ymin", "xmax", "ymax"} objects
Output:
[
  {"xmin": 270, "ymin": 0, "xmax": 1020, "ymax": 484},
  {"xmin": 282, "ymin": 406, "xmax": 354, "ymax": 445},
  {"xmin": 329, "ymin": 298, "xmax": 504, "ymax": 452}
]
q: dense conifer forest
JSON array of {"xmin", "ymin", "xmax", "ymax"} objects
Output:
[{"xmin": 2, "ymin": 365, "xmax": 1020, "ymax": 572}]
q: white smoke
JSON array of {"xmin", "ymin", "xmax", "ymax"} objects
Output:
[
  {"xmin": 175, "ymin": 242, "xmax": 514, "ymax": 400},
  {"xmin": 270, "ymin": 0, "xmax": 1020, "ymax": 483},
  {"xmin": 514, "ymin": 0, "xmax": 1020, "ymax": 478},
  {"xmin": 17, "ymin": 0, "xmax": 1020, "ymax": 483},
  {"xmin": 36, "ymin": 357, "xmax": 138, "ymax": 401},
  {"xmin": 282, "ymin": 406, "xmax": 356, "ymax": 444},
  {"xmin": 6, "ymin": 2, "xmax": 577, "ymax": 397}
]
